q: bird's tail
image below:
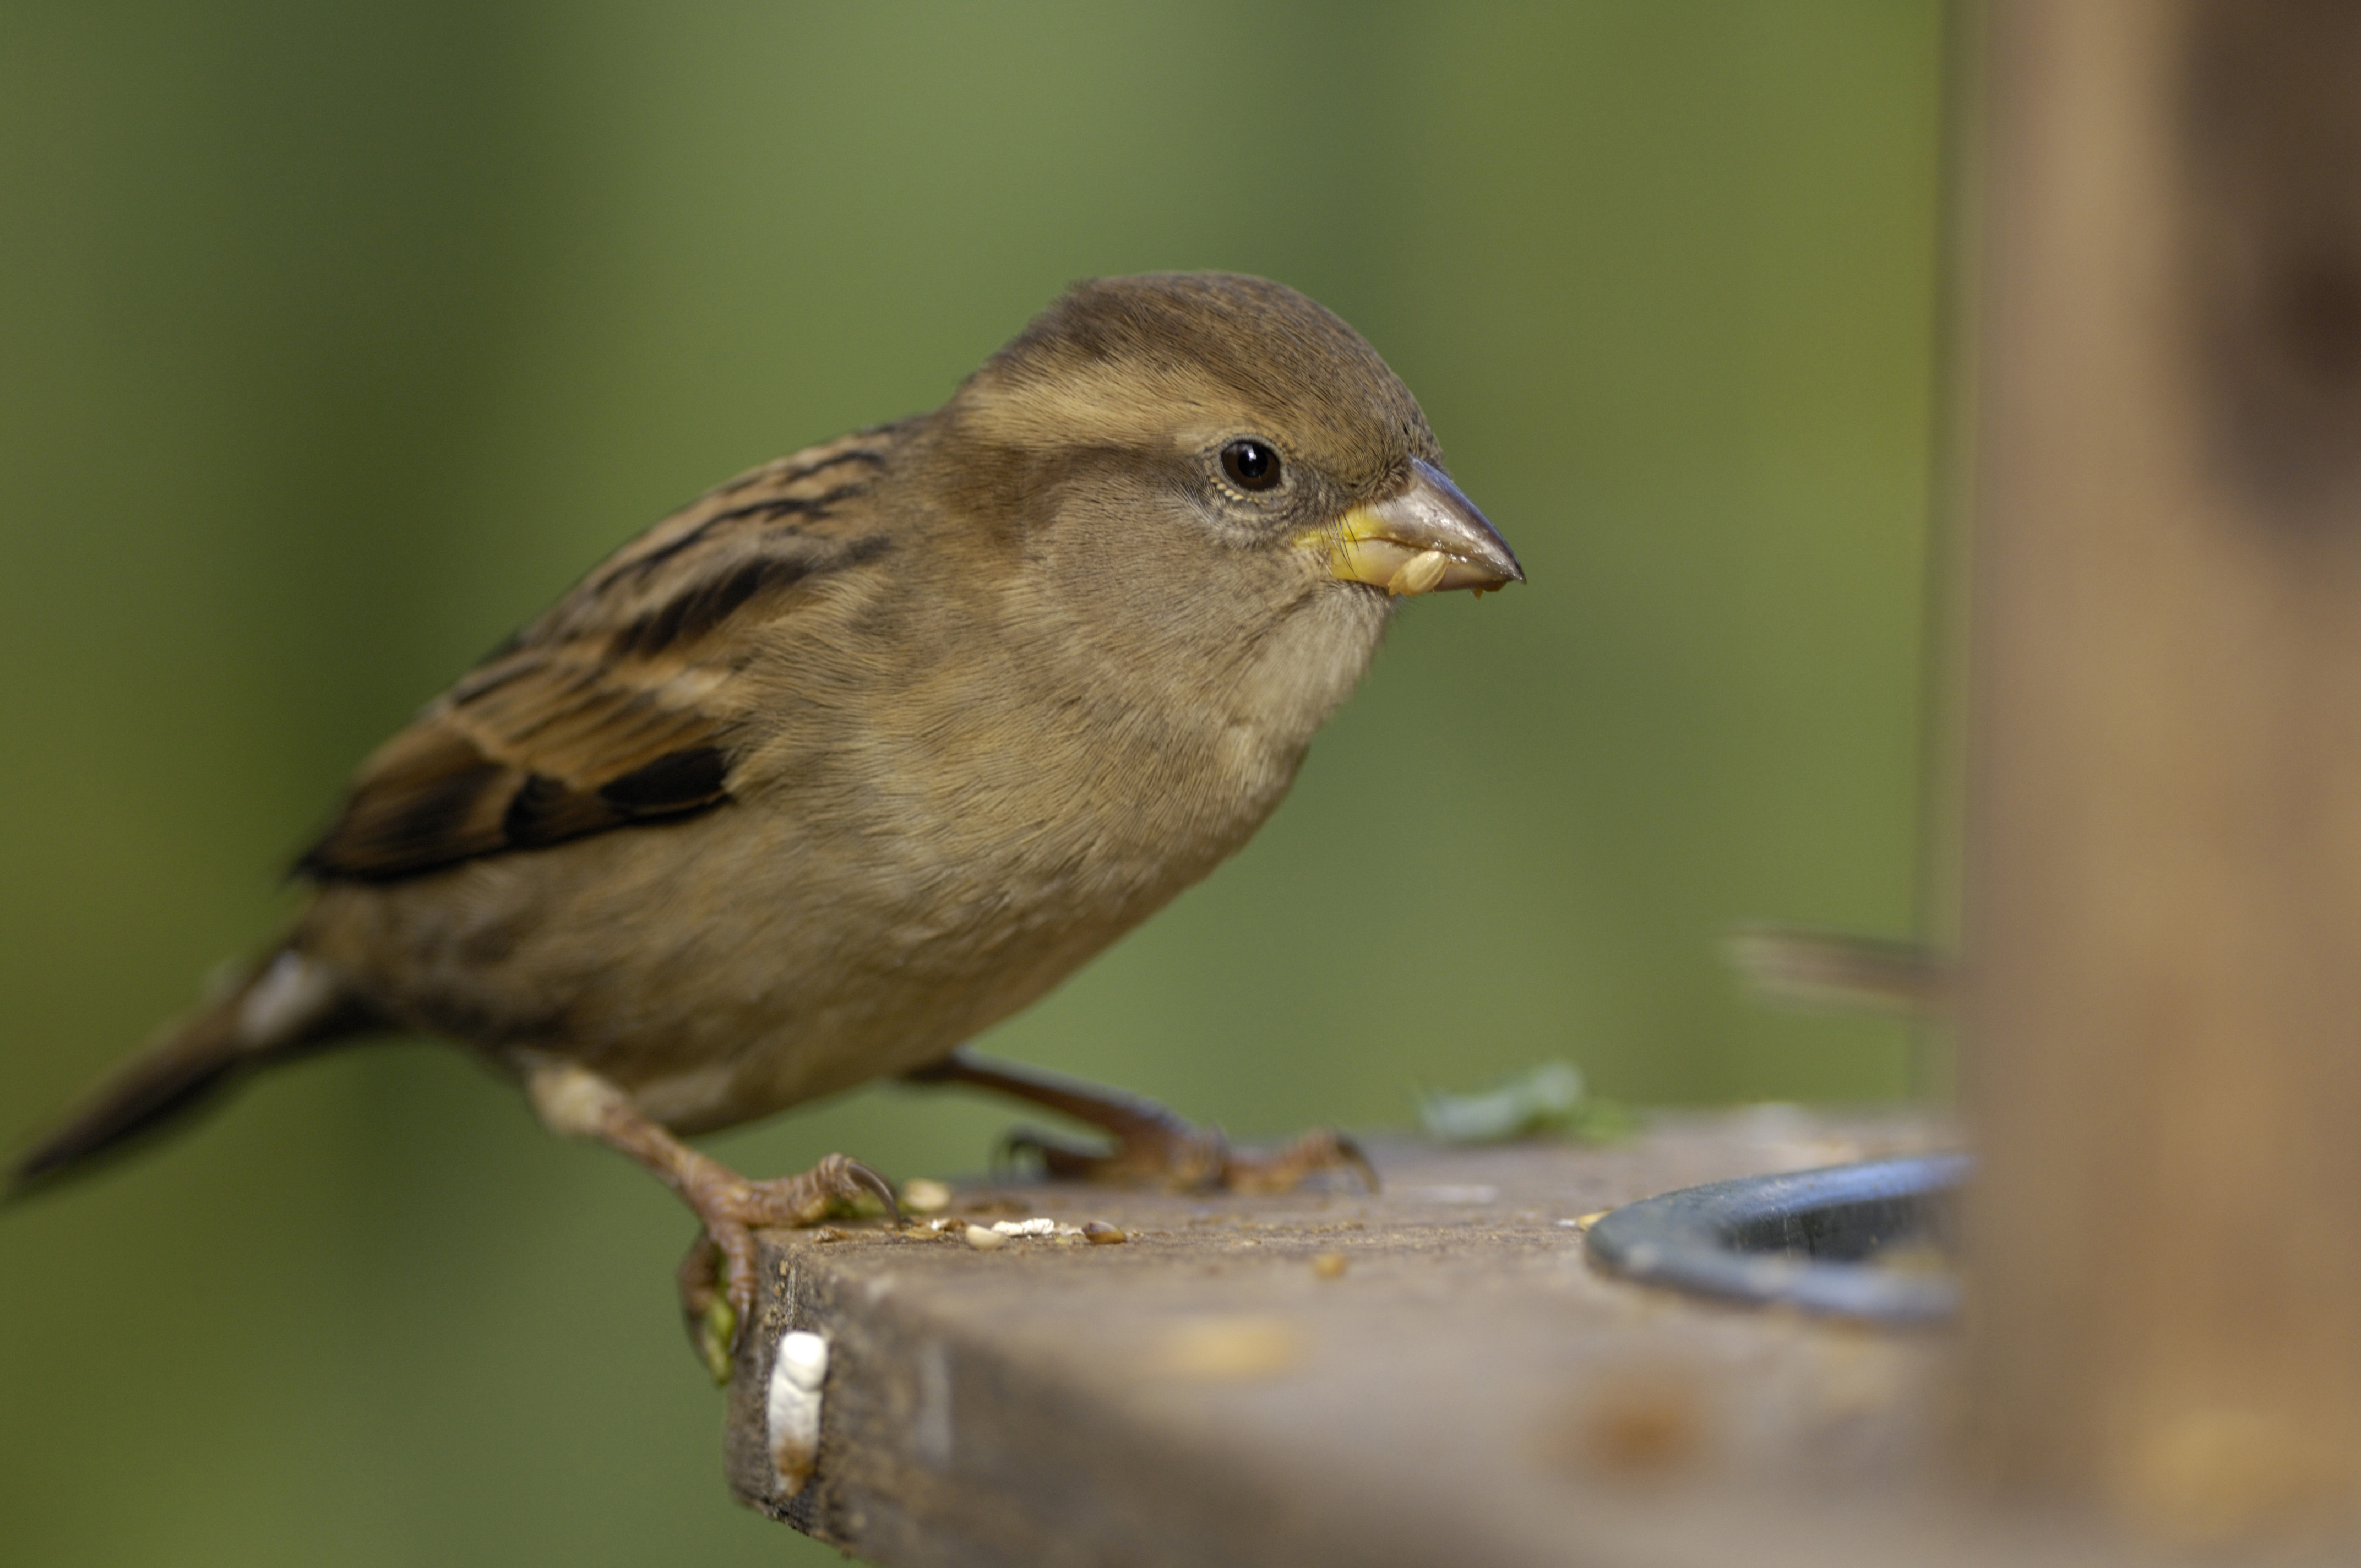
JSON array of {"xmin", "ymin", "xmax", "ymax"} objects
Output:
[
  {"xmin": 11, "ymin": 946, "xmax": 374, "ymax": 1196},
  {"xmin": 1723, "ymin": 923, "xmax": 1952, "ymax": 1020}
]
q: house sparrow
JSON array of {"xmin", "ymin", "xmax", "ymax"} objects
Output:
[{"xmin": 15, "ymin": 272, "xmax": 1522, "ymax": 1373}]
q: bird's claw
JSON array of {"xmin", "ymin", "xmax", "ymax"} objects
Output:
[
  {"xmin": 673, "ymin": 1152, "xmax": 900, "ymax": 1381},
  {"xmin": 837, "ymin": 1156, "xmax": 903, "ymax": 1222},
  {"xmin": 1223, "ymin": 1127, "xmax": 1380, "ymax": 1195},
  {"xmin": 1004, "ymin": 1121, "xmax": 1377, "ymax": 1195}
]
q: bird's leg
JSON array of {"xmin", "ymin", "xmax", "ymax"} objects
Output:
[
  {"xmin": 905, "ymin": 1047, "xmax": 1376, "ymax": 1194},
  {"xmin": 520, "ymin": 1057, "xmax": 896, "ymax": 1382}
]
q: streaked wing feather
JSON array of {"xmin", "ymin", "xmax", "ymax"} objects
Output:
[{"xmin": 297, "ymin": 428, "xmax": 905, "ymax": 882}]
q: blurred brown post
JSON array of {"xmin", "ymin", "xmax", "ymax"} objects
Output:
[{"xmin": 1965, "ymin": 0, "xmax": 2361, "ymax": 1542}]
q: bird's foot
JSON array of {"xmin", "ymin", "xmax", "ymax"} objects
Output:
[
  {"xmin": 519, "ymin": 1060, "xmax": 901, "ymax": 1384},
  {"xmin": 907, "ymin": 1047, "xmax": 1377, "ymax": 1196},
  {"xmin": 673, "ymin": 1153, "xmax": 899, "ymax": 1385},
  {"xmin": 1006, "ymin": 1120, "xmax": 1375, "ymax": 1195}
]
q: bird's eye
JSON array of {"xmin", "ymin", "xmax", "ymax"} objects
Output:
[{"xmin": 1220, "ymin": 439, "xmax": 1282, "ymax": 492}]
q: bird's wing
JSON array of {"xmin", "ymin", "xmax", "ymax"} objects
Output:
[{"xmin": 297, "ymin": 428, "xmax": 907, "ymax": 881}]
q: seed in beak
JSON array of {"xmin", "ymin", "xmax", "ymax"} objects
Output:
[{"xmin": 1386, "ymin": 549, "xmax": 1451, "ymax": 597}]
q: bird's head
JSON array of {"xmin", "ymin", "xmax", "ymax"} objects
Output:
[{"xmin": 931, "ymin": 272, "xmax": 1520, "ymax": 726}]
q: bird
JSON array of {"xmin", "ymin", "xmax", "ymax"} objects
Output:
[{"xmin": 13, "ymin": 271, "xmax": 1523, "ymax": 1377}]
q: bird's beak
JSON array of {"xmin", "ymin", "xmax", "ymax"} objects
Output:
[{"xmin": 1304, "ymin": 458, "xmax": 1525, "ymax": 597}]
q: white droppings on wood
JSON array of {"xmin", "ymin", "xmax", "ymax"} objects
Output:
[{"xmin": 768, "ymin": 1330, "xmax": 829, "ymax": 1496}]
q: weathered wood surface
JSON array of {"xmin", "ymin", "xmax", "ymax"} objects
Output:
[{"xmin": 715, "ymin": 1112, "xmax": 2351, "ymax": 1567}]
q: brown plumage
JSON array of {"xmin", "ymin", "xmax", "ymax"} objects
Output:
[{"xmin": 17, "ymin": 273, "xmax": 1521, "ymax": 1372}]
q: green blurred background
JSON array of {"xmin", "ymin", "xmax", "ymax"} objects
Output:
[{"xmin": 1, "ymin": 3, "xmax": 1941, "ymax": 1562}]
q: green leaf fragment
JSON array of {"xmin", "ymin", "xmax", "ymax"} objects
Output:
[
  {"xmin": 699, "ymin": 1298, "xmax": 736, "ymax": 1387},
  {"xmin": 1567, "ymin": 1095, "xmax": 1639, "ymax": 1144},
  {"xmin": 1417, "ymin": 1059, "xmax": 1587, "ymax": 1144}
]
